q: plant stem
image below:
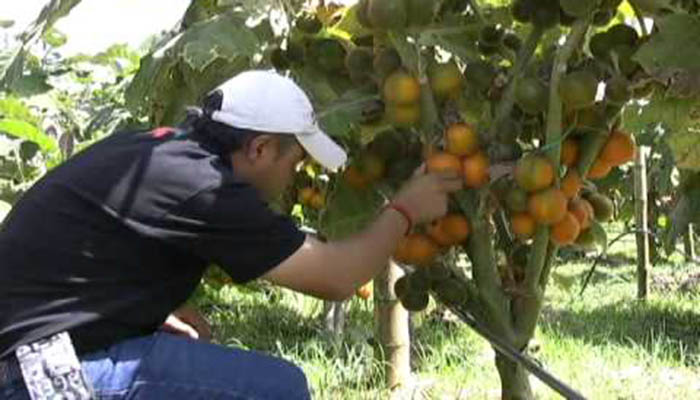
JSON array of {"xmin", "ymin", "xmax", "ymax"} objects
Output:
[
  {"xmin": 487, "ymin": 27, "xmax": 545, "ymax": 139},
  {"xmin": 515, "ymin": 19, "xmax": 591, "ymax": 345}
]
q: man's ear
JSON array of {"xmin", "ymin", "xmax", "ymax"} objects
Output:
[{"xmin": 245, "ymin": 134, "xmax": 277, "ymax": 162}]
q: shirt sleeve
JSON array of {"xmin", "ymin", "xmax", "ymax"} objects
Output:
[{"xmin": 147, "ymin": 183, "xmax": 306, "ymax": 283}]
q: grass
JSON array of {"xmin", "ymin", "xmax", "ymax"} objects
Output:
[{"xmin": 193, "ymin": 226, "xmax": 700, "ymax": 399}]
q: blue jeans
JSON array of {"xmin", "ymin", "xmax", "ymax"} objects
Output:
[{"xmin": 1, "ymin": 332, "xmax": 311, "ymax": 399}]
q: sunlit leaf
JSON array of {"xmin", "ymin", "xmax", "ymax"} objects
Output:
[{"xmin": 0, "ymin": 119, "xmax": 57, "ymax": 153}]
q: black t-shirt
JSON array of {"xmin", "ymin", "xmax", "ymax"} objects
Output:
[{"xmin": 0, "ymin": 128, "xmax": 305, "ymax": 359}]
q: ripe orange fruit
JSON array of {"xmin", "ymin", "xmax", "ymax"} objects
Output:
[
  {"xmin": 445, "ymin": 123, "xmax": 479, "ymax": 157},
  {"xmin": 297, "ymin": 187, "xmax": 315, "ymax": 205},
  {"xmin": 344, "ymin": 165, "xmax": 369, "ymax": 189},
  {"xmin": 356, "ymin": 282, "xmax": 372, "ymax": 300},
  {"xmin": 383, "ymin": 70, "xmax": 421, "ymax": 105},
  {"xmin": 427, "ymin": 152, "xmax": 462, "ymax": 176},
  {"xmin": 528, "ymin": 188, "xmax": 568, "ymax": 225},
  {"xmin": 515, "ymin": 155, "xmax": 555, "ymax": 192},
  {"xmin": 551, "ymin": 212, "xmax": 581, "ymax": 246},
  {"xmin": 600, "ymin": 130, "xmax": 636, "ymax": 166},
  {"xmin": 386, "ymin": 103, "xmax": 421, "ymax": 127},
  {"xmin": 568, "ymin": 198, "xmax": 591, "ymax": 230},
  {"xmin": 511, "ymin": 212, "xmax": 537, "ymax": 240},
  {"xmin": 462, "ymin": 152, "xmax": 490, "ymax": 188},
  {"xmin": 561, "ymin": 169, "xmax": 583, "ymax": 199},
  {"xmin": 428, "ymin": 214, "xmax": 470, "ymax": 246},
  {"xmin": 561, "ymin": 137, "xmax": 580, "ymax": 167},
  {"xmin": 309, "ymin": 191, "xmax": 326, "ymax": 209},
  {"xmin": 586, "ymin": 158, "xmax": 612, "ymax": 180},
  {"xmin": 393, "ymin": 233, "xmax": 440, "ymax": 266}
]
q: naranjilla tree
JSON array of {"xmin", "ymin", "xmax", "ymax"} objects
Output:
[{"xmin": 4, "ymin": 0, "xmax": 700, "ymax": 398}]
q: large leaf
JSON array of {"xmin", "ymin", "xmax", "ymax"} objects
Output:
[
  {"xmin": 0, "ymin": 119, "xmax": 57, "ymax": 153},
  {"xmin": 1, "ymin": 0, "xmax": 81, "ymax": 90},
  {"xmin": 319, "ymin": 180, "xmax": 384, "ymax": 240},
  {"xmin": 126, "ymin": 12, "xmax": 261, "ymax": 125},
  {"xmin": 633, "ymin": 14, "xmax": 700, "ymax": 98},
  {"xmin": 623, "ymin": 95, "xmax": 700, "ymax": 170}
]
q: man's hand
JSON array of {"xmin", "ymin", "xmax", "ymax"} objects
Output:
[
  {"xmin": 391, "ymin": 167, "xmax": 464, "ymax": 225},
  {"xmin": 160, "ymin": 305, "xmax": 212, "ymax": 341}
]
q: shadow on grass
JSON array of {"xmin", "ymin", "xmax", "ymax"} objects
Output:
[{"xmin": 541, "ymin": 300, "xmax": 700, "ymax": 365}]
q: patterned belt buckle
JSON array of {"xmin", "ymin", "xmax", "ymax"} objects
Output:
[{"xmin": 15, "ymin": 332, "xmax": 94, "ymax": 400}]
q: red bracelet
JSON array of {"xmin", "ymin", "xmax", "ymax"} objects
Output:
[{"xmin": 384, "ymin": 202, "xmax": 413, "ymax": 236}]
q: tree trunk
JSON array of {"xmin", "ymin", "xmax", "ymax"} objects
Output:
[
  {"xmin": 495, "ymin": 354, "xmax": 535, "ymax": 400},
  {"xmin": 634, "ymin": 146, "xmax": 651, "ymax": 300},
  {"xmin": 321, "ymin": 301, "xmax": 347, "ymax": 335},
  {"xmin": 684, "ymin": 224, "xmax": 696, "ymax": 262},
  {"xmin": 374, "ymin": 261, "xmax": 411, "ymax": 391}
]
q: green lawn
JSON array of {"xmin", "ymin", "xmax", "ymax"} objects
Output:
[{"xmin": 194, "ymin": 230, "xmax": 700, "ymax": 399}]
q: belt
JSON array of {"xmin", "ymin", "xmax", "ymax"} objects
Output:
[{"xmin": 0, "ymin": 355, "xmax": 23, "ymax": 386}]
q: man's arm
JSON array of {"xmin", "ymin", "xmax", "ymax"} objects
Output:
[{"xmin": 263, "ymin": 171, "xmax": 463, "ymax": 301}]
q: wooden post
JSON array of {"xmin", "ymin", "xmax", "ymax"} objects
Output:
[
  {"xmin": 374, "ymin": 261, "xmax": 411, "ymax": 393},
  {"xmin": 684, "ymin": 224, "xmax": 696, "ymax": 262},
  {"xmin": 634, "ymin": 146, "xmax": 651, "ymax": 299}
]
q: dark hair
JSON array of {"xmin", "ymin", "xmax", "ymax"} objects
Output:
[{"xmin": 179, "ymin": 90, "xmax": 299, "ymax": 158}]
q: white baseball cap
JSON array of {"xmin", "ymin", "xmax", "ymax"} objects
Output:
[{"xmin": 207, "ymin": 70, "xmax": 347, "ymax": 171}]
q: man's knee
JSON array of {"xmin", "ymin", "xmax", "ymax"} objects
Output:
[{"xmin": 267, "ymin": 358, "xmax": 310, "ymax": 399}]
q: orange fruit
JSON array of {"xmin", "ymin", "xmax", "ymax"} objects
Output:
[
  {"xmin": 427, "ymin": 152, "xmax": 462, "ymax": 176},
  {"xmin": 386, "ymin": 103, "xmax": 421, "ymax": 127},
  {"xmin": 561, "ymin": 169, "xmax": 583, "ymax": 199},
  {"xmin": 568, "ymin": 198, "xmax": 591, "ymax": 230},
  {"xmin": 297, "ymin": 187, "xmax": 315, "ymax": 205},
  {"xmin": 600, "ymin": 130, "xmax": 636, "ymax": 166},
  {"xmin": 528, "ymin": 188, "xmax": 568, "ymax": 225},
  {"xmin": 356, "ymin": 282, "xmax": 372, "ymax": 300},
  {"xmin": 428, "ymin": 214, "xmax": 470, "ymax": 246},
  {"xmin": 462, "ymin": 152, "xmax": 490, "ymax": 188},
  {"xmin": 561, "ymin": 137, "xmax": 580, "ymax": 167},
  {"xmin": 445, "ymin": 123, "xmax": 479, "ymax": 157},
  {"xmin": 393, "ymin": 233, "xmax": 440, "ymax": 266},
  {"xmin": 515, "ymin": 155, "xmax": 555, "ymax": 192},
  {"xmin": 580, "ymin": 198, "xmax": 595, "ymax": 221},
  {"xmin": 586, "ymin": 158, "xmax": 612, "ymax": 180},
  {"xmin": 511, "ymin": 212, "xmax": 537, "ymax": 240},
  {"xmin": 383, "ymin": 70, "xmax": 421, "ymax": 105},
  {"xmin": 344, "ymin": 165, "xmax": 369, "ymax": 189},
  {"xmin": 551, "ymin": 212, "xmax": 581, "ymax": 246}
]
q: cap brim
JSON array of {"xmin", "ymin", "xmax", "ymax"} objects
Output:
[{"xmin": 296, "ymin": 128, "xmax": 347, "ymax": 172}]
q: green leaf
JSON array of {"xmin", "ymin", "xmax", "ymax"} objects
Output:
[
  {"xmin": 633, "ymin": 14, "xmax": 700, "ymax": 97},
  {"xmin": 0, "ymin": 200, "xmax": 11, "ymax": 224},
  {"xmin": 319, "ymin": 180, "xmax": 384, "ymax": 240},
  {"xmin": 0, "ymin": 20, "xmax": 15, "ymax": 29},
  {"xmin": 126, "ymin": 12, "xmax": 261, "ymax": 125},
  {"xmin": 0, "ymin": 97, "xmax": 39, "ymax": 125},
  {"xmin": 0, "ymin": 119, "xmax": 57, "ymax": 153},
  {"xmin": 22, "ymin": 0, "xmax": 82, "ymax": 43},
  {"xmin": 43, "ymin": 27, "xmax": 68, "ymax": 48}
]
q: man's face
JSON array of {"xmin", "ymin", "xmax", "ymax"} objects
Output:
[{"xmin": 258, "ymin": 139, "xmax": 306, "ymax": 200}]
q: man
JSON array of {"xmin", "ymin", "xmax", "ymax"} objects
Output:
[{"xmin": 0, "ymin": 70, "xmax": 462, "ymax": 399}]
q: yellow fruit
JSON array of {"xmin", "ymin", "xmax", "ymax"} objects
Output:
[
  {"xmin": 528, "ymin": 188, "xmax": 568, "ymax": 225},
  {"xmin": 393, "ymin": 233, "xmax": 440, "ymax": 266},
  {"xmin": 427, "ymin": 152, "xmax": 462, "ymax": 176},
  {"xmin": 383, "ymin": 70, "xmax": 420, "ymax": 105},
  {"xmin": 462, "ymin": 152, "xmax": 490, "ymax": 188},
  {"xmin": 511, "ymin": 212, "xmax": 537, "ymax": 240},
  {"xmin": 551, "ymin": 212, "xmax": 581, "ymax": 246},
  {"xmin": 600, "ymin": 130, "xmax": 636, "ymax": 166},
  {"xmin": 515, "ymin": 155, "xmax": 555, "ymax": 192},
  {"xmin": 445, "ymin": 123, "xmax": 479, "ymax": 157}
]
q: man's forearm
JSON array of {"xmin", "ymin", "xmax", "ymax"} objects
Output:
[{"xmin": 324, "ymin": 207, "xmax": 408, "ymax": 293}]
